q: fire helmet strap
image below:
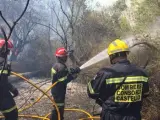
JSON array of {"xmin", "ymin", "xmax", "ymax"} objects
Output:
[{"xmin": 110, "ymin": 52, "xmax": 127, "ymax": 64}]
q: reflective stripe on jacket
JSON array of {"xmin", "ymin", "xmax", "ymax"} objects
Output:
[
  {"xmin": 87, "ymin": 60, "xmax": 149, "ymax": 115},
  {"xmin": 1, "ymin": 105, "xmax": 17, "ymax": 113},
  {"xmin": 51, "ymin": 62, "xmax": 74, "ymax": 105}
]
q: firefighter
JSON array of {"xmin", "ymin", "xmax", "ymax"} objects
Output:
[
  {"xmin": 0, "ymin": 39, "xmax": 19, "ymax": 120},
  {"xmin": 50, "ymin": 47, "xmax": 80, "ymax": 120},
  {"xmin": 87, "ymin": 39, "xmax": 149, "ymax": 120}
]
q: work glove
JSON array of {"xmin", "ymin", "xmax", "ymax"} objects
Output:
[
  {"xmin": 11, "ymin": 88, "xmax": 19, "ymax": 98},
  {"xmin": 69, "ymin": 67, "xmax": 81, "ymax": 74},
  {"xmin": 96, "ymin": 98, "xmax": 104, "ymax": 107}
]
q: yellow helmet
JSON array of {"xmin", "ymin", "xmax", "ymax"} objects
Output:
[{"xmin": 107, "ymin": 39, "xmax": 129, "ymax": 56}]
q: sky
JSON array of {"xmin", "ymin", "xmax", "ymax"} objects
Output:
[
  {"xmin": 41, "ymin": 0, "xmax": 119, "ymax": 11},
  {"xmin": 93, "ymin": 0, "xmax": 118, "ymax": 6},
  {"xmin": 87, "ymin": 0, "xmax": 118, "ymax": 10}
]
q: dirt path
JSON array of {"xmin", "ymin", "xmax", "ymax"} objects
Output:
[{"xmin": 11, "ymin": 78, "xmax": 97, "ymax": 120}]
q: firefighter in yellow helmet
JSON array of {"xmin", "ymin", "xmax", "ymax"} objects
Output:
[{"xmin": 87, "ymin": 39, "xmax": 149, "ymax": 120}]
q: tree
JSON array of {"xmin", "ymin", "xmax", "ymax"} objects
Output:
[
  {"xmin": 34, "ymin": 0, "xmax": 86, "ymax": 66},
  {"xmin": 0, "ymin": 0, "xmax": 30, "ymax": 51},
  {"xmin": 0, "ymin": 0, "xmax": 48, "ymax": 60},
  {"xmin": 130, "ymin": 0, "xmax": 160, "ymax": 32},
  {"xmin": 0, "ymin": 0, "xmax": 30, "ymax": 75},
  {"xmin": 49, "ymin": 0, "xmax": 86, "ymax": 49},
  {"xmin": 18, "ymin": 30, "xmax": 55, "ymax": 72},
  {"xmin": 11, "ymin": 9, "xmax": 41, "ymax": 60},
  {"xmin": 69, "ymin": 0, "xmax": 128, "ymax": 64}
]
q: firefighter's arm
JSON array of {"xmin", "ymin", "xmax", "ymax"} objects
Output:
[
  {"xmin": 143, "ymin": 79, "xmax": 149, "ymax": 98},
  {"xmin": 87, "ymin": 71, "xmax": 105, "ymax": 100},
  {"xmin": 51, "ymin": 66, "xmax": 67, "ymax": 83},
  {"xmin": 67, "ymin": 67, "xmax": 81, "ymax": 81},
  {"xmin": 51, "ymin": 63, "xmax": 66, "ymax": 82},
  {"xmin": 51, "ymin": 64, "xmax": 76, "ymax": 83},
  {"xmin": 7, "ymin": 82, "xmax": 19, "ymax": 97},
  {"xmin": 6, "ymin": 66, "xmax": 19, "ymax": 97},
  {"xmin": 51, "ymin": 67, "xmax": 58, "ymax": 83},
  {"xmin": 141, "ymin": 69, "xmax": 149, "ymax": 98}
]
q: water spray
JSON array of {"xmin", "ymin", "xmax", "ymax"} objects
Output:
[
  {"xmin": 80, "ymin": 49, "xmax": 109, "ymax": 70},
  {"xmin": 79, "ymin": 36, "xmax": 144, "ymax": 70}
]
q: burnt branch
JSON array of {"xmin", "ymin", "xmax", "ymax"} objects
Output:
[
  {"xmin": 0, "ymin": 27, "xmax": 8, "ymax": 42},
  {"xmin": 58, "ymin": 0, "xmax": 71, "ymax": 25},
  {"xmin": 0, "ymin": 0, "xmax": 30, "ymax": 40},
  {"xmin": 7, "ymin": 0, "xmax": 30, "ymax": 40},
  {"xmin": 34, "ymin": 22, "xmax": 65, "ymax": 44},
  {"xmin": 51, "ymin": 6, "xmax": 68, "ymax": 48},
  {"xmin": 131, "ymin": 42, "xmax": 159, "ymax": 69},
  {"xmin": 0, "ymin": 11, "xmax": 11, "ymax": 29},
  {"xmin": 130, "ymin": 42, "xmax": 159, "ymax": 51},
  {"xmin": 0, "ymin": 0, "xmax": 30, "ymax": 79},
  {"xmin": 158, "ymin": 0, "xmax": 160, "ymax": 7},
  {"xmin": 0, "ymin": 27, "xmax": 8, "ymax": 53}
]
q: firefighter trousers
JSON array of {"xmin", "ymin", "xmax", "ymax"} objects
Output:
[
  {"xmin": 50, "ymin": 106, "xmax": 64, "ymax": 120},
  {"xmin": 101, "ymin": 111, "xmax": 141, "ymax": 120},
  {"xmin": 0, "ymin": 91, "xmax": 18, "ymax": 120},
  {"xmin": 2, "ymin": 108, "xmax": 18, "ymax": 120}
]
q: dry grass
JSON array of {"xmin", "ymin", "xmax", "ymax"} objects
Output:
[
  {"xmin": 11, "ymin": 78, "xmax": 95, "ymax": 120},
  {"xmin": 11, "ymin": 73, "xmax": 160, "ymax": 120}
]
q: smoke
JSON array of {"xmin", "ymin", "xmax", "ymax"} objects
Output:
[{"xmin": 148, "ymin": 16, "xmax": 160, "ymax": 35}]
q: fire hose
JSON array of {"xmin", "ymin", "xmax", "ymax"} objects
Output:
[
  {"xmin": 11, "ymin": 71, "xmax": 61, "ymax": 120},
  {"xmin": 0, "ymin": 71, "xmax": 99, "ymax": 120}
]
